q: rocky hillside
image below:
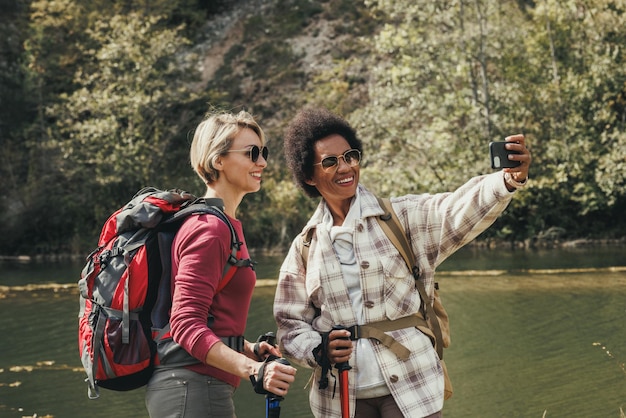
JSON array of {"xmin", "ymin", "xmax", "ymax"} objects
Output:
[{"xmin": 191, "ymin": 0, "xmax": 377, "ymax": 135}]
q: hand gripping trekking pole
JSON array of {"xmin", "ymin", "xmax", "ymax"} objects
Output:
[
  {"xmin": 332, "ymin": 325, "xmax": 352, "ymax": 418},
  {"xmin": 255, "ymin": 332, "xmax": 288, "ymax": 417},
  {"xmin": 251, "ymin": 355, "xmax": 291, "ymax": 418},
  {"xmin": 265, "ymin": 357, "xmax": 291, "ymax": 418},
  {"xmin": 252, "ymin": 332, "xmax": 289, "ymax": 417}
]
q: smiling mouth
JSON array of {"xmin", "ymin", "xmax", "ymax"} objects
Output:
[
  {"xmin": 251, "ymin": 172, "xmax": 262, "ymax": 179},
  {"xmin": 336, "ymin": 176, "xmax": 353, "ymax": 184}
]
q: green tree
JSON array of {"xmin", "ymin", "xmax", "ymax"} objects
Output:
[
  {"xmin": 2, "ymin": 0, "xmax": 624, "ymax": 255},
  {"xmin": 48, "ymin": 12, "xmax": 202, "ymax": 234},
  {"xmin": 2, "ymin": 1, "xmax": 204, "ymax": 255},
  {"xmin": 509, "ymin": 0, "xmax": 626, "ymax": 239},
  {"xmin": 0, "ymin": 0, "xmax": 93, "ymax": 255},
  {"xmin": 349, "ymin": 0, "xmax": 626, "ymax": 241},
  {"xmin": 0, "ymin": 0, "xmax": 31, "ymax": 211}
]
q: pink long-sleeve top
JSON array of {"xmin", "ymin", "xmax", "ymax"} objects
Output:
[{"xmin": 169, "ymin": 212, "xmax": 256, "ymax": 387}]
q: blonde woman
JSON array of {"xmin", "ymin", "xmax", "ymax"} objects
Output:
[{"xmin": 146, "ymin": 110, "xmax": 296, "ymax": 417}]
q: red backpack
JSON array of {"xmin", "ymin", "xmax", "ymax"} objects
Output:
[{"xmin": 78, "ymin": 187, "xmax": 253, "ymax": 399}]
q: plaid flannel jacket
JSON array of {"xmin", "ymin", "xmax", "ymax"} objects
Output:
[{"xmin": 274, "ymin": 172, "xmax": 514, "ymax": 418}]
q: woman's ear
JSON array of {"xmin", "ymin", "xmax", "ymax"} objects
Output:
[
  {"xmin": 213, "ymin": 156, "xmax": 224, "ymax": 171},
  {"xmin": 305, "ymin": 178, "xmax": 316, "ymax": 186}
]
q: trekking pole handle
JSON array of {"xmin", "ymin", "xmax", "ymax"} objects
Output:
[
  {"xmin": 331, "ymin": 325, "xmax": 352, "ymax": 372},
  {"xmin": 259, "ymin": 331, "xmax": 277, "ymax": 346},
  {"xmin": 254, "ymin": 331, "xmax": 277, "ymax": 359},
  {"xmin": 266, "ymin": 357, "xmax": 291, "ymax": 416},
  {"xmin": 268, "ymin": 357, "xmax": 291, "ymax": 402}
]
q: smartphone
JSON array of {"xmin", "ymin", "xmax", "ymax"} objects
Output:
[{"xmin": 489, "ymin": 141, "xmax": 521, "ymax": 169}]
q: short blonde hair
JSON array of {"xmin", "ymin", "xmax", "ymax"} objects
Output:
[{"xmin": 190, "ymin": 110, "xmax": 265, "ymax": 184}]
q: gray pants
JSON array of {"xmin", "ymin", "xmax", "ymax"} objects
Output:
[{"xmin": 145, "ymin": 367, "xmax": 236, "ymax": 418}]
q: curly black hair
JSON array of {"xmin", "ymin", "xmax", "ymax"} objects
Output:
[{"xmin": 283, "ymin": 107, "xmax": 363, "ymax": 198}]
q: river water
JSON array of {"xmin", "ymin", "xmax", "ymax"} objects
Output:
[{"xmin": 0, "ymin": 246, "xmax": 624, "ymax": 418}]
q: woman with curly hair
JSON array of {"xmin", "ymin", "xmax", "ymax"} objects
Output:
[{"xmin": 274, "ymin": 106, "xmax": 531, "ymax": 418}]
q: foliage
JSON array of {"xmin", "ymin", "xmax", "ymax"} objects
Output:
[
  {"xmin": 1, "ymin": 0, "xmax": 204, "ymax": 254},
  {"xmin": 352, "ymin": 0, "xmax": 626, "ymax": 241},
  {"xmin": 238, "ymin": 178, "xmax": 318, "ymax": 250},
  {"xmin": 49, "ymin": 13, "xmax": 197, "ymax": 187},
  {"xmin": 0, "ymin": 0, "xmax": 31, "ymax": 214},
  {"xmin": 0, "ymin": 0, "xmax": 625, "ymax": 255}
]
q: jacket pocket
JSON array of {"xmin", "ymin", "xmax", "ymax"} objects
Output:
[{"xmin": 381, "ymin": 255, "xmax": 420, "ymax": 320}]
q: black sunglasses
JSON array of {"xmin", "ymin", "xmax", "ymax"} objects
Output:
[
  {"xmin": 313, "ymin": 149, "xmax": 361, "ymax": 172},
  {"xmin": 227, "ymin": 145, "xmax": 269, "ymax": 163}
]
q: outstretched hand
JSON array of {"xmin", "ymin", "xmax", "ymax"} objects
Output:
[{"xmin": 503, "ymin": 134, "xmax": 532, "ymax": 183}]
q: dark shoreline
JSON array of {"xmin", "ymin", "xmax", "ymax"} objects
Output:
[
  {"xmin": 2, "ymin": 237, "xmax": 624, "ymax": 263},
  {"xmin": 465, "ymin": 236, "xmax": 626, "ymax": 250}
]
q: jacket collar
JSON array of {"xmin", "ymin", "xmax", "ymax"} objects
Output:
[{"xmin": 301, "ymin": 184, "xmax": 386, "ymax": 237}]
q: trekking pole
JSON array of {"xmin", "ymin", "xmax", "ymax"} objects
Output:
[
  {"xmin": 265, "ymin": 357, "xmax": 291, "ymax": 418},
  {"xmin": 251, "ymin": 332, "xmax": 290, "ymax": 417},
  {"xmin": 332, "ymin": 325, "xmax": 352, "ymax": 418}
]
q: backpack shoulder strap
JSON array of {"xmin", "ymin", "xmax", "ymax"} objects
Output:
[
  {"xmin": 375, "ymin": 197, "xmax": 416, "ymax": 273},
  {"xmin": 171, "ymin": 200, "xmax": 254, "ymax": 293},
  {"xmin": 299, "ymin": 227, "xmax": 315, "ymax": 270},
  {"xmin": 375, "ymin": 196, "xmax": 444, "ymax": 359}
]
